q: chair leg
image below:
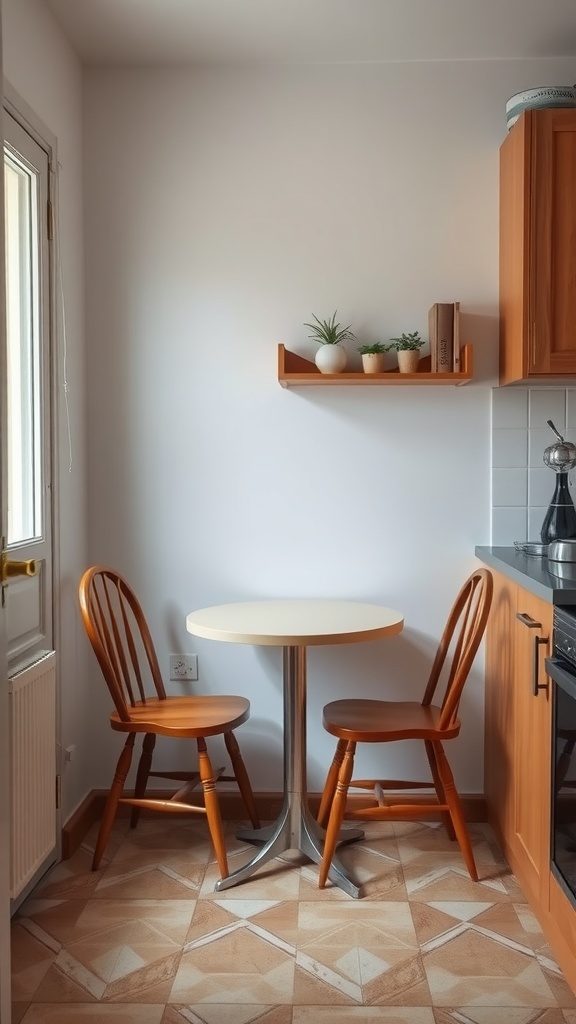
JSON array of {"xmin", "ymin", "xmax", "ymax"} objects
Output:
[
  {"xmin": 317, "ymin": 739, "xmax": 347, "ymax": 828},
  {"xmin": 433, "ymin": 741, "xmax": 478, "ymax": 881},
  {"xmin": 131, "ymin": 732, "xmax": 156, "ymax": 829},
  {"xmin": 224, "ymin": 731, "xmax": 260, "ymax": 828},
  {"xmin": 197, "ymin": 736, "xmax": 228, "ymax": 879},
  {"xmin": 93, "ymin": 734, "xmax": 135, "ymax": 870},
  {"xmin": 425, "ymin": 739, "xmax": 456, "ymax": 841},
  {"xmin": 319, "ymin": 740, "xmax": 356, "ymax": 889}
]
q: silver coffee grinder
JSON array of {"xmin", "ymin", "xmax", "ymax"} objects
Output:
[{"xmin": 540, "ymin": 420, "xmax": 576, "ymax": 545}]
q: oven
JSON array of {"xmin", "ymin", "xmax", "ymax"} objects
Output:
[{"xmin": 547, "ymin": 605, "xmax": 576, "ymax": 908}]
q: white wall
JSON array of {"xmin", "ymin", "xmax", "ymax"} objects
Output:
[
  {"xmin": 2, "ymin": 0, "xmax": 89, "ymax": 818},
  {"xmin": 83, "ymin": 57, "xmax": 575, "ymax": 796}
]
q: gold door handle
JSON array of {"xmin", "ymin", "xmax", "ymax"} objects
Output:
[{"xmin": 1, "ymin": 555, "xmax": 38, "ymax": 581}]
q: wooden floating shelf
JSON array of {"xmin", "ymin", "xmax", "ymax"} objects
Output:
[{"xmin": 278, "ymin": 344, "xmax": 473, "ymax": 387}]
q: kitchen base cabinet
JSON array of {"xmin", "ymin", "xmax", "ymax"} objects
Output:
[
  {"xmin": 485, "ymin": 572, "xmax": 552, "ymax": 909},
  {"xmin": 548, "ymin": 876, "xmax": 576, "ymax": 986},
  {"xmin": 478, "ymin": 548, "xmax": 576, "ymax": 989}
]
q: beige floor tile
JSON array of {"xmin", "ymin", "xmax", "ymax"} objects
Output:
[
  {"xmin": 171, "ymin": 921, "xmax": 296, "ymax": 1004},
  {"xmin": 162, "ymin": 1004, "xmax": 292, "ymax": 1023},
  {"xmin": 433, "ymin": 1011, "xmax": 570, "ymax": 1023},
  {"xmin": 10, "ymin": 819, "xmax": 576, "ymax": 1019},
  {"xmin": 422, "ymin": 924, "xmax": 558, "ymax": 1006},
  {"xmin": 110, "ymin": 821, "xmax": 213, "ymax": 861},
  {"xmin": 185, "ymin": 898, "xmax": 299, "ymax": 947},
  {"xmin": 16, "ymin": 897, "xmax": 89, "ymax": 945},
  {"xmin": 294, "ymin": 1009, "xmax": 435, "ymax": 1022},
  {"xmin": 95, "ymin": 857, "xmax": 205, "ymax": 900},
  {"xmin": 30, "ymin": 849, "xmax": 110, "ymax": 901},
  {"xmin": 403, "ymin": 858, "xmax": 513, "ymax": 904},
  {"xmin": 20, "ymin": 1004, "xmax": 165, "ymax": 1022},
  {"xmin": 11, "ymin": 921, "xmax": 57, "ymax": 1000},
  {"xmin": 11, "ymin": 1002, "xmax": 30, "ymax": 1024}
]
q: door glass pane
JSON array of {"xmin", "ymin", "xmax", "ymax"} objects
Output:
[{"xmin": 4, "ymin": 147, "xmax": 42, "ymax": 545}]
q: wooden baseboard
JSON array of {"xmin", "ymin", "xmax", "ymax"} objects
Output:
[{"xmin": 62, "ymin": 789, "xmax": 487, "ymax": 859}]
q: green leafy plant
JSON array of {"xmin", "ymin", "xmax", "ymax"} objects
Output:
[
  {"xmin": 357, "ymin": 342, "xmax": 387, "ymax": 355},
  {"xmin": 304, "ymin": 311, "xmax": 356, "ymax": 346},
  {"xmin": 388, "ymin": 331, "xmax": 424, "ymax": 351}
]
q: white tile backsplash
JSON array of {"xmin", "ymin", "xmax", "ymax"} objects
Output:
[
  {"xmin": 566, "ymin": 390, "xmax": 576, "ymax": 429},
  {"xmin": 528, "ymin": 389, "xmax": 566, "ymax": 430},
  {"xmin": 492, "ymin": 388, "xmax": 528, "ymax": 428},
  {"xmin": 492, "ymin": 506, "xmax": 528, "ymax": 546},
  {"xmin": 529, "ymin": 428, "xmax": 557, "ymax": 468},
  {"xmin": 492, "ymin": 428, "xmax": 528, "ymax": 468},
  {"xmin": 492, "ymin": 468, "xmax": 527, "ymax": 506},
  {"xmin": 528, "ymin": 506, "xmax": 548, "ymax": 543},
  {"xmin": 491, "ymin": 388, "xmax": 576, "ymax": 543}
]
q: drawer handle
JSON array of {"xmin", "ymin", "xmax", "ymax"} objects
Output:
[
  {"xmin": 533, "ymin": 635, "xmax": 549, "ymax": 697},
  {"xmin": 516, "ymin": 612, "xmax": 542, "ymax": 628}
]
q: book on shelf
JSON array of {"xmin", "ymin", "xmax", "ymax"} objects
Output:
[
  {"xmin": 452, "ymin": 301, "xmax": 461, "ymax": 372},
  {"xmin": 428, "ymin": 302, "xmax": 454, "ymax": 372}
]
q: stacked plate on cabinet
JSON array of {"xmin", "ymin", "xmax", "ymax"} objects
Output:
[{"xmin": 506, "ymin": 85, "xmax": 576, "ymax": 131}]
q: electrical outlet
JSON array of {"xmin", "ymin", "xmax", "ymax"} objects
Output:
[{"xmin": 169, "ymin": 654, "xmax": 198, "ymax": 681}]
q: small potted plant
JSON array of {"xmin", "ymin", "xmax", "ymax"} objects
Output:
[
  {"xmin": 388, "ymin": 331, "xmax": 424, "ymax": 373},
  {"xmin": 357, "ymin": 342, "xmax": 387, "ymax": 374},
  {"xmin": 304, "ymin": 311, "xmax": 355, "ymax": 374}
]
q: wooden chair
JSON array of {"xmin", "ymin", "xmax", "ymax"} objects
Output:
[
  {"xmin": 79, "ymin": 566, "xmax": 260, "ymax": 878},
  {"xmin": 317, "ymin": 568, "xmax": 493, "ymax": 889}
]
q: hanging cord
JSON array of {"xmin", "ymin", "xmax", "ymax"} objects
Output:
[{"xmin": 54, "ymin": 159, "xmax": 73, "ymax": 473}]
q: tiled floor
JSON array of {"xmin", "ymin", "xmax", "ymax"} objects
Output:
[{"xmin": 10, "ymin": 816, "xmax": 576, "ymax": 1023}]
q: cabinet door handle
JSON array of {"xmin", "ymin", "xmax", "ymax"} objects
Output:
[
  {"xmin": 530, "ymin": 321, "xmax": 537, "ymax": 367},
  {"xmin": 533, "ymin": 635, "xmax": 549, "ymax": 696},
  {"xmin": 516, "ymin": 612, "xmax": 542, "ymax": 628}
]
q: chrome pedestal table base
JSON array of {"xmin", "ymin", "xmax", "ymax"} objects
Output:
[{"xmin": 214, "ymin": 646, "xmax": 364, "ymax": 899}]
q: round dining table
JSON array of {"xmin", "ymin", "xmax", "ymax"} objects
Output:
[{"xmin": 186, "ymin": 598, "xmax": 403, "ymax": 898}]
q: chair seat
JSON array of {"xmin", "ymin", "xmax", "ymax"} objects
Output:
[
  {"xmin": 111, "ymin": 694, "xmax": 251, "ymax": 737},
  {"xmin": 323, "ymin": 698, "xmax": 461, "ymax": 742}
]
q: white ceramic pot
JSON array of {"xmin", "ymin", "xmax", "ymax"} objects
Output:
[
  {"xmin": 361, "ymin": 352, "xmax": 385, "ymax": 374},
  {"xmin": 397, "ymin": 349, "xmax": 420, "ymax": 373},
  {"xmin": 315, "ymin": 344, "xmax": 347, "ymax": 374}
]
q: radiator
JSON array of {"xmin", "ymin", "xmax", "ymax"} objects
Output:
[{"xmin": 9, "ymin": 651, "xmax": 57, "ymax": 899}]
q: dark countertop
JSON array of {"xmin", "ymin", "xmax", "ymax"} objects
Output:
[{"xmin": 475, "ymin": 546, "xmax": 576, "ymax": 605}]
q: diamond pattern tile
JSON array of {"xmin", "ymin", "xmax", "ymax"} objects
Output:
[{"xmin": 9, "ymin": 819, "xmax": 576, "ymax": 1022}]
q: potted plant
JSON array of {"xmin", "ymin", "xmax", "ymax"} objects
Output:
[
  {"xmin": 388, "ymin": 331, "xmax": 424, "ymax": 373},
  {"xmin": 304, "ymin": 311, "xmax": 355, "ymax": 374},
  {"xmin": 357, "ymin": 342, "xmax": 387, "ymax": 374}
]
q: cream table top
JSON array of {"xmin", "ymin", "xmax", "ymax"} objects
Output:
[{"xmin": 186, "ymin": 598, "xmax": 404, "ymax": 647}]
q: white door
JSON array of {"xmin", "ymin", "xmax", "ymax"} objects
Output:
[
  {"xmin": 3, "ymin": 109, "xmax": 57, "ymax": 909},
  {"xmin": 0, "ymin": 49, "xmax": 12, "ymax": 1021}
]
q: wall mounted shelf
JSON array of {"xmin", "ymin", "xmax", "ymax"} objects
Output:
[{"xmin": 278, "ymin": 344, "xmax": 473, "ymax": 387}]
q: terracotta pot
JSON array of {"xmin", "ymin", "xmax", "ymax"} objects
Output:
[
  {"xmin": 315, "ymin": 344, "xmax": 347, "ymax": 374},
  {"xmin": 361, "ymin": 352, "xmax": 385, "ymax": 374},
  {"xmin": 397, "ymin": 349, "xmax": 420, "ymax": 373}
]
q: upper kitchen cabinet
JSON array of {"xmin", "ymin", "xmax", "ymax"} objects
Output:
[{"xmin": 500, "ymin": 109, "xmax": 576, "ymax": 385}]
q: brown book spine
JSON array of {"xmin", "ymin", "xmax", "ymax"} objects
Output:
[
  {"xmin": 436, "ymin": 303, "xmax": 454, "ymax": 372},
  {"xmin": 453, "ymin": 301, "xmax": 461, "ymax": 372},
  {"xmin": 428, "ymin": 304, "xmax": 438, "ymax": 372}
]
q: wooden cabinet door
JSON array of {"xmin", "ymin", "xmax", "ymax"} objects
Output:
[
  {"xmin": 500, "ymin": 108, "xmax": 576, "ymax": 384},
  {"xmin": 485, "ymin": 571, "xmax": 517, "ymax": 842},
  {"xmin": 511, "ymin": 588, "xmax": 552, "ymax": 909}
]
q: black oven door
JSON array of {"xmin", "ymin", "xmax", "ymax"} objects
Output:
[{"xmin": 546, "ymin": 656, "xmax": 576, "ymax": 908}]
